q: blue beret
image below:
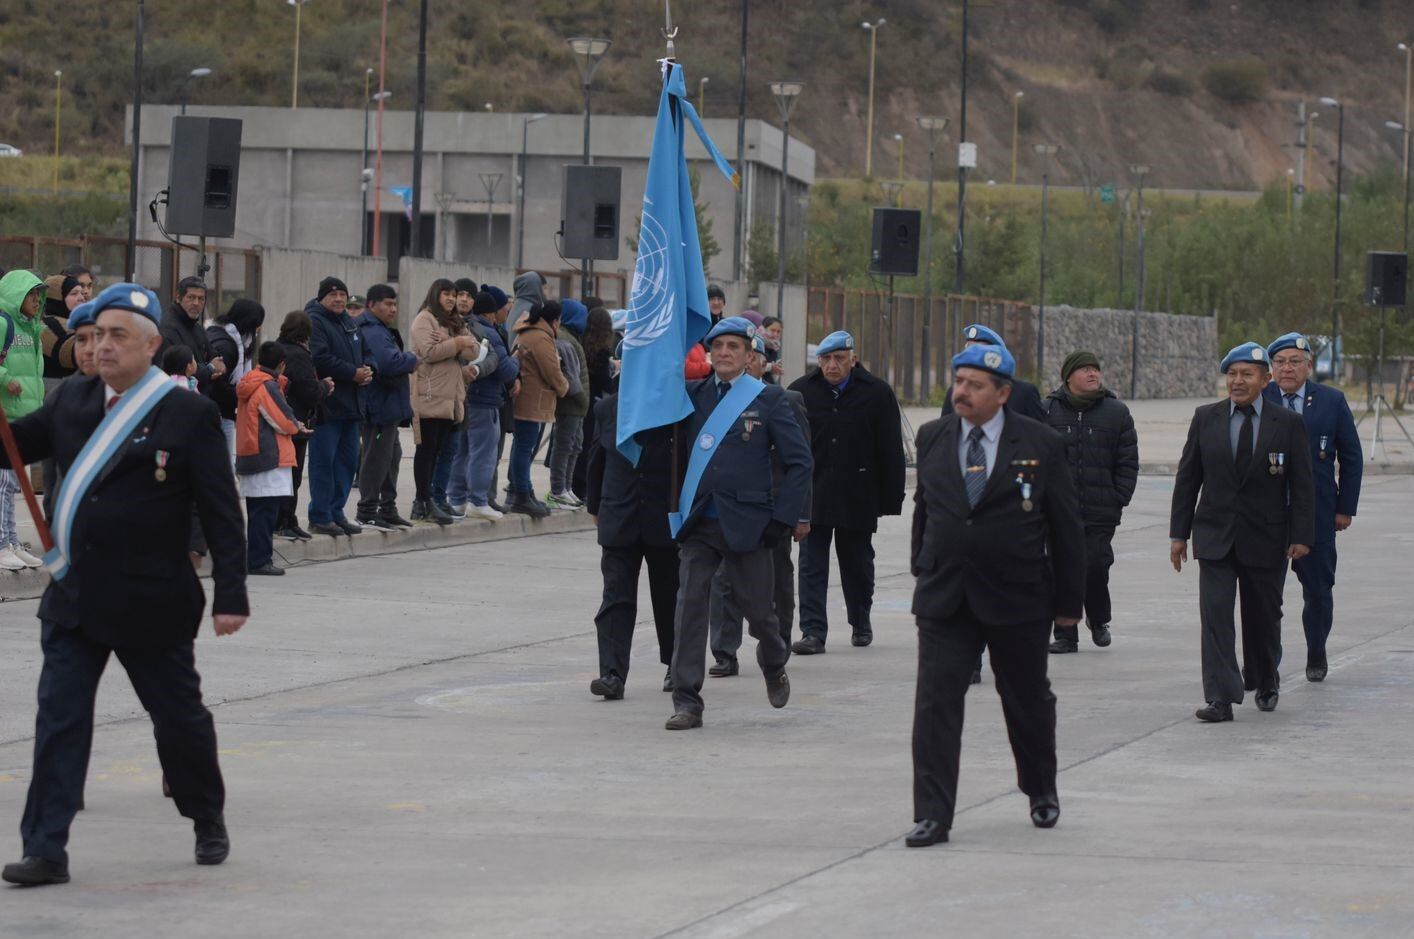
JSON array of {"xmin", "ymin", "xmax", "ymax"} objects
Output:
[
  {"xmin": 751, "ymin": 334, "xmax": 767, "ymax": 355},
  {"xmin": 704, "ymin": 315, "xmax": 755, "ymax": 345},
  {"xmin": 952, "ymin": 342, "xmax": 1015, "ymax": 378},
  {"xmin": 961, "ymin": 323, "xmax": 1004, "ymax": 346},
  {"xmin": 1221, "ymin": 341, "xmax": 1269, "ymax": 373},
  {"xmin": 66, "ymin": 298, "xmax": 98, "ymax": 330},
  {"xmin": 1266, "ymin": 332, "xmax": 1311, "ymax": 360},
  {"xmin": 91, "ymin": 282, "xmax": 161, "ymax": 325},
  {"xmin": 816, "ymin": 330, "xmax": 854, "ymax": 356}
]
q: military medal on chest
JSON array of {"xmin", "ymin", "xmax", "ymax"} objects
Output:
[
  {"xmin": 1319, "ymin": 435, "xmax": 1328, "ymax": 460},
  {"xmin": 1015, "ymin": 473, "xmax": 1034, "ymax": 511},
  {"xmin": 154, "ymin": 450, "xmax": 170, "ymax": 482},
  {"xmin": 1267, "ymin": 452, "xmax": 1284, "ymax": 476}
]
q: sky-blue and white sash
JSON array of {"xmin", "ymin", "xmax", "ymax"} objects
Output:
[
  {"xmin": 45, "ymin": 366, "xmax": 176, "ymax": 580},
  {"xmin": 668, "ymin": 374, "xmax": 765, "ymax": 538}
]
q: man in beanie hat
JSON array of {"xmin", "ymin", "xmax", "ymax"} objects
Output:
[
  {"xmin": 1043, "ymin": 351, "xmax": 1138, "ymax": 653},
  {"xmin": 1170, "ymin": 341, "xmax": 1314, "ymax": 722},
  {"xmin": 305, "ymin": 276, "xmax": 372, "ymax": 536},
  {"xmin": 906, "ymin": 341, "xmax": 1084, "ymax": 847}
]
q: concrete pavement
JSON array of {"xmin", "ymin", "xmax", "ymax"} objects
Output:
[{"xmin": 1, "ymin": 473, "xmax": 1411, "ymax": 937}]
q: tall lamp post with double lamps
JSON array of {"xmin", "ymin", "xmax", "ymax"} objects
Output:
[
  {"xmin": 517, "ymin": 113, "xmax": 547, "ymax": 270},
  {"xmin": 361, "ymin": 85, "xmax": 392, "ymax": 255},
  {"xmin": 861, "ymin": 19, "xmax": 885, "ymax": 177},
  {"xmin": 769, "ymin": 80, "xmax": 804, "ymax": 319},
  {"xmin": 1035, "ymin": 143, "xmax": 1059, "ymax": 377},
  {"xmin": 1386, "ymin": 121, "xmax": 1411, "ymax": 253},
  {"xmin": 1321, "ymin": 95, "xmax": 1346, "ymax": 378},
  {"xmin": 1128, "ymin": 163, "xmax": 1150, "ymax": 397},
  {"xmin": 917, "ymin": 116, "xmax": 949, "ymax": 397},
  {"xmin": 568, "ymin": 37, "xmax": 611, "ymax": 297}
]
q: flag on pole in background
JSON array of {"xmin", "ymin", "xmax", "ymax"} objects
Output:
[
  {"xmin": 616, "ymin": 61, "xmax": 739, "ymax": 464},
  {"xmin": 389, "ymin": 186, "xmax": 415, "ymax": 221}
]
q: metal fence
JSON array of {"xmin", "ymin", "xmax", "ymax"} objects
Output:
[{"xmin": 806, "ymin": 287, "xmax": 1034, "ymax": 403}]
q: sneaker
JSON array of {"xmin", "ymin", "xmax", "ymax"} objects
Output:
[
  {"xmin": 276, "ymin": 526, "xmax": 303, "ymax": 541},
  {"xmin": 425, "ymin": 501, "xmax": 455, "ymax": 527},
  {"xmin": 334, "ymin": 518, "xmax": 363, "ymax": 536},
  {"xmin": 544, "ymin": 493, "xmax": 577, "ymax": 512},
  {"xmin": 0, "ymin": 546, "xmax": 27, "ymax": 572},
  {"xmin": 442, "ymin": 501, "xmax": 467, "ymax": 519},
  {"xmin": 506, "ymin": 493, "xmax": 550, "ymax": 519},
  {"xmin": 378, "ymin": 512, "xmax": 415, "ymax": 529},
  {"xmin": 356, "ymin": 514, "xmax": 398, "ymax": 532},
  {"xmin": 466, "ymin": 503, "xmax": 504, "ymax": 520},
  {"xmin": 409, "ymin": 500, "xmax": 429, "ymax": 522},
  {"xmin": 14, "ymin": 543, "xmax": 44, "ymax": 568},
  {"xmin": 551, "ymin": 490, "xmax": 583, "ymax": 507},
  {"xmin": 287, "ymin": 524, "xmax": 313, "ymax": 541}
]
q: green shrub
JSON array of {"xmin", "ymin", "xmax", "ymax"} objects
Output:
[
  {"xmin": 1201, "ymin": 59, "xmax": 1269, "ymax": 104},
  {"xmin": 1147, "ymin": 68, "xmax": 1195, "ymax": 96}
]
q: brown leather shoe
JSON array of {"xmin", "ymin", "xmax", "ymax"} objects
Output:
[
  {"xmin": 766, "ymin": 671, "xmax": 790, "ymax": 708},
  {"xmin": 665, "ymin": 711, "xmax": 703, "ymax": 730}
]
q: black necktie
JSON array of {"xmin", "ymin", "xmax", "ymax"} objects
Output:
[
  {"xmin": 1235, "ymin": 404, "xmax": 1255, "ymax": 477},
  {"xmin": 965, "ymin": 426, "xmax": 988, "ymax": 508},
  {"xmin": 1284, "ymin": 393, "xmax": 1298, "ymax": 411},
  {"xmin": 717, "ymin": 380, "xmax": 731, "ymax": 402}
]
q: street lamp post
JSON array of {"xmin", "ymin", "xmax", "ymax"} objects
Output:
[
  {"xmin": 880, "ymin": 180, "xmax": 903, "ymax": 207},
  {"xmin": 1386, "ymin": 121, "xmax": 1411, "ymax": 253},
  {"xmin": 954, "ymin": 0, "xmax": 971, "ymax": 297},
  {"xmin": 126, "ymin": 0, "xmax": 145, "ymax": 280},
  {"xmin": 288, "ymin": 0, "xmax": 307, "ymax": 109},
  {"xmin": 52, "ymin": 71, "xmax": 61, "ymax": 195},
  {"xmin": 1011, "ymin": 91, "xmax": 1023, "ymax": 185},
  {"xmin": 517, "ymin": 112, "xmax": 547, "ymax": 270},
  {"xmin": 699, "ymin": 76, "xmax": 709, "ymax": 115},
  {"xmin": 1035, "ymin": 144, "xmax": 1058, "ymax": 377},
  {"xmin": 1128, "ymin": 163, "xmax": 1150, "ymax": 398},
  {"xmin": 569, "ymin": 37, "xmax": 611, "ymax": 298},
  {"xmin": 362, "ymin": 86, "xmax": 392, "ymax": 255},
  {"xmin": 178, "ymin": 66, "xmax": 212, "ymax": 116},
  {"xmin": 862, "ymin": 19, "xmax": 885, "ymax": 177},
  {"xmin": 917, "ymin": 116, "xmax": 949, "ymax": 399},
  {"xmin": 1321, "ymin": 95, "xmax": 1346, "ymax": 379},
  {"xmin": 894, "ymin": 132, "xmax": 905, "ymax": 180},
  {"xmin": 769, "ymin": 80, "xmax": 804, "ymax": 319},
  {"xmin": 732, "ymin": 0, "xmax": 749, "ymax": 282},
  {"xmin": 409, "ymin": 0, "xmax": 429, "ymax": 259},
  {"xmin": 1401, "ymin": 42, "xmax": 1412, "ymax": 184},
  {"xmin": 372, "ymin": 0, "xmax": 389, "ymax": 258},
  {"xmin": 479, "ymin": 172, "xmax": 503, "ymax": 256}
]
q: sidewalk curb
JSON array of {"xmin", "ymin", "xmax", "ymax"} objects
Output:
[{"xmin": 0, "ymin": 510, "xmax": 598, "ymax": 603}]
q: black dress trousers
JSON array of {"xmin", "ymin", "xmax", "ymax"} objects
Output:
[
  {"xmin": 912, "ymin": 606, "xmax": 1057, "ymax": 827},
  {"xmin": 594, "ymin": 543, "xmax": 679, "ymax": 682},
  {"xmin": 22, "ymin": 621, "xmax": 225, "ymax": 865},
  {"xmin": 797, "ymin": 526, "xmax": 876, "ymax": 643}
]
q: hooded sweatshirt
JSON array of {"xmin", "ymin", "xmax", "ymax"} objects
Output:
[
  {"xmin": 554, "ymin": 299, "xmax": 591, "ymax": 418},
  {"xmin": 235, "ymin": 366, "xmax": 300, "ymax": 476},
  {"xmin": 507, "ymin": 271, "xmax": 546, "ymax": 351},
  {"xmin": 0, "ymin": 270, "xmax": 49, "ymax": 419}
]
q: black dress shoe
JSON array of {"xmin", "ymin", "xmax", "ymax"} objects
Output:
[
  {"xmin": 1048, "ymin": 638, "xmax": 1078, "ymax": 654},
  {"xmin": 1089, "ymin": 623, "xmax": 1112, "ymax": 647},
  {"xmin": 248, "ymin": 562, "xmax": 285, "ymax": 576},
  {"xmin": 1195, "ymin": 701, "xmax": 1234, "ymax": 722},
  {"xmin": 1255, "ymin": 689, "xmax": 1279, "ymax": 712},
  {"xmin": 589, "ymin": 675, "xmax": 624, "ymax": 700},
  {"xmin": 308, "ymin": 521, "xmax": 346, "ymax": 537},
  {"xmin": 1306, "ymin": 664, "xmax": 1328, "ymax": 682},
  {"xmin": 2, "ymin": 855, "xmax": 70, "ymax": 885},
  {"xmin": 194, "ymin": 817, "xmax": 229, "ymax": 865},
  {"xmin": 851, "ymin": 629, "xmax": 873, "ymax": 647},
  {"xmin": 708, "ymin": 657, "xmax": 739, "ymax": 677},
  {"xmin": 766, "ymin": 671, "xmax": 790, "ymax": 708},
  {"xmin": 665, "ymin": 711, "xmax": 703, "ymax": 730},
  {"xmin": 791, "ymin": 636, "xmax": 826, "ymax": 655},
  {"xmin": 904, "ymin": 819, "xmax": 949, "ymax": 847},
  {"xmin": 1029, "ymin": 793, "xmax": 1060, "ymax": 829},
  {"xmin": 334, "ymin": 517, "xmax": 363, "ymax": 536},
  {"xmin": 662, "ymin": 667, "xmax": 673, "ymax": 692}
]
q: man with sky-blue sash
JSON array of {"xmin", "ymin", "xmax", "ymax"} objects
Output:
[
  {"xmin": 1, "ymin": 284, "xmax": 248, "ymax": 887},
  {"xmin": 665, "ymin": 317, "xmax": 813, "ymax": 730}
]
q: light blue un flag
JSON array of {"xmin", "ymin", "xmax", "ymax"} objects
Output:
[{"xmin": 616, "ymin": 61, "xmax": 738, "ymax": 464}]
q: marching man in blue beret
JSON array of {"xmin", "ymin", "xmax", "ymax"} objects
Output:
[
  {"xmin": 1262, "ymin": 332, "xmax": 1362, "ymax": 682},
  {"xmin": 1169, "ymin": 342, "xmax": 1314, "ymax": 722}
]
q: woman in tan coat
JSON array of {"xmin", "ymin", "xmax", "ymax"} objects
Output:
[
  {"xmin": 507, "ymin": 300, "xmax": 569, "ymax": 517},
  {"xmin": 410, "ymin": 278, "xmax": 480, "ymax": 523}
]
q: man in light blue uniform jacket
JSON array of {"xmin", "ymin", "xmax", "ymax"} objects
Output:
[{"xmin": 1263, "ymin": 332, "xmax": 1363, "ymax": 683}]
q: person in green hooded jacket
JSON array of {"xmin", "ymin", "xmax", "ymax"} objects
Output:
[{"xmin": 0, "ymin": 269, "xmax": 49, "ymax": 570}]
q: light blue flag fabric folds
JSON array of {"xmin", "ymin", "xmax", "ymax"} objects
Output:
[{"xmin": 616, "ymin": 62, "xmax": 738, "ymax": 465}]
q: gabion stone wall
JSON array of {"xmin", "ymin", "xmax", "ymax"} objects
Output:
[{"xmin": 1025, "ymin": 306, "xmax": 1218, "ymax": 399}]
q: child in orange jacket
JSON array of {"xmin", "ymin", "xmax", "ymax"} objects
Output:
[{"xmin": 236, "ymin": 342, "xmax": 307, "ymax": 575}]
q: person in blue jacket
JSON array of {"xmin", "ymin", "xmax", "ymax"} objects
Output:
[
  {"xmin": 306, "ymin": 277, "xmax": 373, "ymax": 537},
  {"xmin": 1263, "ymin": 332, "xmax": 1363, "ymax": 682},
  {"xmin": 355, "ymin": 284, "xmax": 418, "ymax": 530},
  {"xmin": 448, "ymin": 291, "xmax": 520, "ymax": 519}
]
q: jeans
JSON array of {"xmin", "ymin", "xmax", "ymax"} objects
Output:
[
  {"xmin": 453, "ymin": 407, "xmax": 501, "ymax": 506},
  {"xmin": 245, "ymin": 496, "xmax": 282, "ymax": 568},
  {"xmin": 548, "ymin": 414, "xmax": 585, "ymax": 494},
  {"xmin": 509, "ymin": 420, "xmax": 545, "ymax": 495},
  {"xmin": 0, "ymin": 467, "xmax": 19, "ymax": 546},
  {"xmin": 307, "ymin": 419, "xmax": 362, "ymax": 524},
  {"xmin": 432, "ymin": 420, "xmax": 463, "ymax": 503}
]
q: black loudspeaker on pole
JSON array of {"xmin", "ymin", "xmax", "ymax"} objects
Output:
[
  {"xmin": 1365, "ymin": 251, "xmax": 1407, "ymax": 307},
  {"xmin": 870, "ymin": 207, "xmax": 922, "ymax": 277},
  {"xmin": 165, "ymin": 117, "xmax": 243, "ymax": 238},
  {"xmin": 561, "ymin": 165, "xmax": 621, "ymax": 262}
]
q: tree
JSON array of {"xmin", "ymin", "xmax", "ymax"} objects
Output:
[{"xmin": 624, "ymin": 165, "xmax": 720, "ymax": 277}]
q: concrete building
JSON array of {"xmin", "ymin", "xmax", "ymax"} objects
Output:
[{"xmin": 127, "ymin": 105, "xmax": 815, "ymax": 303}]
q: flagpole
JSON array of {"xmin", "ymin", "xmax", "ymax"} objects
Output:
[
  {"xmin": 663, "ymin": 0, "xmax": 682, "ymax": 509},
  {"xmin": 0, "ymin": 403, "xmax": 54, "ymax": 552}
]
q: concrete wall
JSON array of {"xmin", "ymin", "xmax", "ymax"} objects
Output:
[
  {"xmin": 1028, "ymin": 305, "xmax": 1217, "ymax": 398},
  {"xmin": 757, "ymin": 282, "xmax": 810, "ymax": 386},
  {"xmin": 258, "ymin": 247, "xmax": 386, "ymax": 323}
]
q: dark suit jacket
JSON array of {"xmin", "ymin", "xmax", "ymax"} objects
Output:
[
  {"xmin": 1169, "ymin": 398, "xmax": 1316, "ymax": 568},
  {"xmin": 1262, "ymin": 382, "xmax": 1362, "ymax": 544},
  {"xmin": 790, "ymin": 364, "xmax": 906, "ymax": 532},
  {"xmin": 942, "ymin": 377, "xmax": 1046, "ymax": 422},
  {"xmin": 677, "ymin": 377, "xmax": 813, "ymax": 554},
  {"xmin": 911, "ymin": 411, "xmax": 1085, "ymax": 625},
  {"xmin": 3, "ymin": 375, "xmax": 249, "ymax": 648},
  {"xmin": 585, "ymin": 394, "xmax": 676, "ymax": 548}
]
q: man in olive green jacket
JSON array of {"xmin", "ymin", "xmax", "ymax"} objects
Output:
[{"xmin": 0, "ymin": 269, "xmax": 49, "ymax": 569}]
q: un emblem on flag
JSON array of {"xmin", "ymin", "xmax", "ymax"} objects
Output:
[{"xmin": 625, "ymin": 200, "xmax": 675, "ymax": 351}]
